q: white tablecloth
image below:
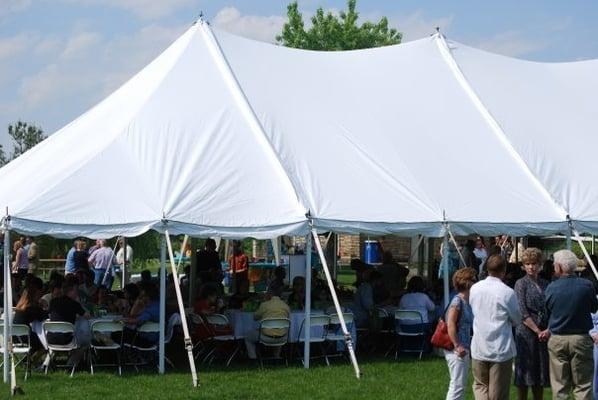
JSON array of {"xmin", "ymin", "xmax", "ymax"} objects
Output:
[{"xmin": 226, "ymin": 309, "xmax": 354, "ymax": 343}]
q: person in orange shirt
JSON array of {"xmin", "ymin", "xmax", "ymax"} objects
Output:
[{"xmin": 229, "ymin": 240, "xmax": 249, "ymax": 293}]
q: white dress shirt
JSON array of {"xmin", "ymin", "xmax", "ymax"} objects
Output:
[
  {"xmin": 116, "ymin": 245, "xmax": 133, "ymax": 265},
  {"xmin": 469, "ymin": 276, "xmax": 522, "ymax": 362}
]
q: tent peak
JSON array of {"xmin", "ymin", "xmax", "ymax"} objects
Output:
[{"xmin": 193, "ymin": 12, "xmax": 208, "ymax": 26}]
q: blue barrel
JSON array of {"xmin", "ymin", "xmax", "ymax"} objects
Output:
[{"xmin": 364, "ymin": 240, "xmax": 382, "ymax": 265}]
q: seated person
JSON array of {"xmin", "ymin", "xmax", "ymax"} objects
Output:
[
  {"xmin": 193, "ymin": 285, "xmax": 222, "ymax": 315},
  {"xmin": 398, "ymin": 276, "xmax": 436, "ymax": 332},
  {"xmin": 228, "ymin": 279, "xmax": 252, "ymax": 310},
  {"xmin": 14, "ymin": 285, "xmax": 48, "ymax": 351},
  {"xmin": 140, "ymin": 269, "xmax": 154, "ymax": 286},
  {"xmin": 115, "ymin": 283, "xmax": 140, "ymax": 316},
  {"xmin": 287, "ymin": 276, "xmax": 306, "ymax": 310},
  {"xmin": 351, "ymin": 269, "xmax": 378, "ymax": 328},
  {"xmin": 48, "ymin": 282, "xmax": 89, "ymax": 345},
  {"xmin": 267, "ymin": 267, "xmax": 286, "ymax": 294},
  {"xmin": 244, "ymin": 286, "xmax": 290, "ymax": 360},
  {"xmin": 123, "ymin": 284, "xmax": 160, "ymax": 346},
  {"xmin": 96, "ymin": 285, "xmax": 119, "ymax": 314},
  {"xmin": 128, "ymin": 282, "xmax": 151, "ymax": 319}
]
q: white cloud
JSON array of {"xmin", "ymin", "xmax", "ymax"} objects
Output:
[
  {"xmin": 60, "ymin": 31, "xmax": 102, "ymax": 58},
  {"xmin": 475, "ymin": 30, "xmax": 548, "ymax": 57},
  {"xmin": 0, "ymin": 32, "xmax": 36, "ymax": 60},
  {"xmin": 212, "ymin": 7, "xmax": 286, "ymax": 43},
  {"xmin": 58, "ymin": 0, "xmax": 199, "ymax": 19}
]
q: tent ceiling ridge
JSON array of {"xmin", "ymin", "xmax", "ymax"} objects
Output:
[{"xmin": 433, "ymin": 34, "xmax": 569, "ymax": 221}]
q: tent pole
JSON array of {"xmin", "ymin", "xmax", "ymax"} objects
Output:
[
  {"xmin": 311, "ymin": 228, "xmax": 361, "ymax": 378},
  {"xmin": 447, "ymin": 228, "xmax": 466, "ymax": 267},
  {"xmin": 442, "ymin": 228, "xmax": 450, "ymax": 309},
  {"xmin": 159, "ymin": 234, "xmax": 166, "ymax": 374},
  {"xmin": 122, "ymin": 237, "xmax": 127, "ymax": 287},
  {"xmin": 303, "ymin": 233, "xmax": 312, "ymax": 368},
  {"xmin": 165, "ymin": 232, "xmax": 199, "ymax": 387},
  {"xmin": 592, "ymin": 235, "xmax": 596, "ymax": 256},
  {"xmin": 566, "ymin": 228, "xmax": 572, "ymax": 250},
  {"xmin": 572, "ymin": 228, "xmax": 598, "ymax": 281},
  {"xmin": 3, "ymin": 225, "xmax": 10, "ymax": 384}
]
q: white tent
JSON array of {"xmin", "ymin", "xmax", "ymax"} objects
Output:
[{"xmin": 1, "ymin": 18, "xmax": 598, "ymax": 387}]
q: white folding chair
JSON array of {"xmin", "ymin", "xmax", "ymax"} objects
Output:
[
  {"xmin": 89, "ymin": 320, "xmax": 124, "ymax": 375},
  {"xmin": 163, "ymin": 313, "xmax": 182, "ymax": 368},
  {"xmin": 325, "ymin": 313, "xmax": 355, "ymax": 362},
  {"xmin": 203, "ymin": 314, "xmax": 240, "ymax": 366},
  {"xmin": 0, "ymin": 323, "xmax": 32, "ymax": 380},
  {"xmin": 257, "ymin": 318, "xmax": 290, "ymax": 368},
  {"xmin": 393, "ymin": 310, "xmax": 427, "ymax": 360},
  {"xmin": 42, "ymin": 321, "xmax": 78, "ymax": 376},
  {"xmin": 296, "ymin": 315, "xmax": 330, "ymax": 366},
  {"xmin": 125, "ymin": 321, "xmax": 160, "ymax": 371}
]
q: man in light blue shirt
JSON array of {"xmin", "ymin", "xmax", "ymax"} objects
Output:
[{"xmin": 64, "ymin": 239, "xmax": 77, "ymax": 275}]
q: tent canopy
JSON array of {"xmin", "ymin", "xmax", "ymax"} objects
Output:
[{"xmin": 0, "ymin": 19, "xmax": 596, "ymax": 239}]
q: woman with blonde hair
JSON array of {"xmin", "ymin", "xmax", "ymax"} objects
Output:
[
  {"xmin": 444, "ymin": 267, "xmax": 477, "ymax": 400},
  {"xmin": 514, "ymin": 247, "xmax": 550, "ymax": 400}
]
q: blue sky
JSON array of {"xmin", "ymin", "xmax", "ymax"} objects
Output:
[{"xmin": 1, "ymin": 0, "xmax": 597, "ymax": 150}]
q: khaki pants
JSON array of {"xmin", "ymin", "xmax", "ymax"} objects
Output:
[
  {"xmin": 548, "ymin": 334, "xmax": 593, "ymax": 400},
  {"xmin": 472, "ymin": 358, "xmax": 512, "ymax": 400}
]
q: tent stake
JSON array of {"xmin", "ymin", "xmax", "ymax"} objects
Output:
[{"xmin": 311, "ymin": 228, "xmax": 361, "ymax": 378}]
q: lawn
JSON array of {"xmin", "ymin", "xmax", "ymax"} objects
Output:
[{"xmin": 0, "ymin": 356, "xmax": 547, "ymax": 399}]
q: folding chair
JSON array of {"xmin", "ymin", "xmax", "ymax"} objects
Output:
[
  {"xmin": 375, "ymin": 308, "xmax": 395, "ymax": 355},
  {"xmin": 203, "ymin": 314, "xmax": 240, "ymax": 366},
  {"xmin": 393, "ymin": 310, "xmax": 427, "ymax": 360},
  {"xmin": 256, "ymin": 318, "xmax": 290, "ymax": 368},
  {"xmin": 296, "ymin": 315, "xmax": 330, "ymax": 366},
  {"xmin": 89, "ymin": 320, "xmax": 124, "ymax": 375},
  {"xmin": 0, "ymin": 323, "xmax": 32, "ymax": 380},
  {"xmin": 163, "ymin": 313, "xmax": 181, "ymax": 368},
  {"xmin": 42, "ymin": 321, "xmax": 78, "ymax": 377},
  {"xmin": 187, "ymin": 312, "xmax": 212, "ymax": 361},
  {"xmin": 325, "ymin": 312, "xmax": 354, "ymax": 362},
  {"xmin": 125, "ymin": 321, "xmax": 160, "ymax": 372}
]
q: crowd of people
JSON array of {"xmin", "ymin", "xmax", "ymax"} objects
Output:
[{"xmin": 2, "ymin": 234, "xmax": 598, "ymax": 400}]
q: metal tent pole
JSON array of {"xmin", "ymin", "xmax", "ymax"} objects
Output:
[
  {"xmin": 2, "ymin": 225, "xmax": 9, "ymax": 383},
  {"xmin": 442, "ymin": 227, "xmax": 450, "ymax": 309},
  {"xmin": 566, "ymin": 227, "xmax": 572, "ymax": 250},
  {"xmin": 572, "ymin": 227, "xmax": 598, "ymax": 281},
  {"xmin": 159, "ymin": 235, "xmax": 166, "ymax": 374},
  {"xmin": 165, "ymin": 232, "xmax": 199, "ymax": 387},
  {"xmin": 592, "ymin": 235, "xmax": 596, "ymax": 255},
  {"xmin": 303, "ymin": 233, "xmax": 312, "ymax": 368},
  {"xmin": 311, "ymin": 228, "xmax": 361, "ymax": 378}
]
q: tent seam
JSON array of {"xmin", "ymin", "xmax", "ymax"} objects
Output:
[
  {"xmin": 433, "ymin": 34, "xmax": 569, "ymax": 222},
  {"xmin": 199, "ymin": 21, "xmax": 308, "ymax": 220}
]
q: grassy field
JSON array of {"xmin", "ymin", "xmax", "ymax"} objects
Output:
[{"xmin": 0, "ymin": 356, "xmax": 549, "ymax": 400}]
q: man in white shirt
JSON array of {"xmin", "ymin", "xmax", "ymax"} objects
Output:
[
  {"xmin": 469, "ymin": 254, "xmax": 522, "ymax": 400},
  {"xmin": 116, "ymin": 237, "xmax": 133, "ymax": 285}
]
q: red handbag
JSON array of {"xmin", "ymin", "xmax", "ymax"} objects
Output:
[
  {"xmin": 430, "ymin": 318, "xmax": 453, "ymax": 350},
  {"xmin": 431, "ymin": 297, "xmax": 463, "ymax": 350}
]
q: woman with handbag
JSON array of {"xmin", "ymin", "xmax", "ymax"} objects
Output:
[{"xmin": 444, "ymin": 267, "xmax": 477, "ymax": 400}]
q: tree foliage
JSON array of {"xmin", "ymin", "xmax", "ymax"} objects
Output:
[
  {"xmin": 8, "ymin": 120, "xmax": 46, "ymax": 160},
  {"xmin": 276, "ymin": 0, "xmax": 401, "ymax": 51}
]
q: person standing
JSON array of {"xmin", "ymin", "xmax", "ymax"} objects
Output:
[
  {"xmin": 469, "ymin": 254, "xmax": 522, "ymax": 400},
  {"xmin": 513, "ymin": 248, "xmax": 550, "ymax": 400},
  {"xmin": 12, "ymin": 241, "xmax": 29, "ymax": 279},
  {"xmin": 545, "ymin": 250, "xmax": 598, "ymax": 400},
  {"xmin": 26, "ymin": 236, "xmax": 39, "ymax": 275},
  {"xmin": 64, "ymin": 239, "xmax": 77, "ymax": 275},
  {"xmin": 88, "ymin": 239, "xmax": 115, "ymax": 289},
  {"xmin": 444, "ymin": 267, "xmax": 477, "ymax": 400},
  {"xmin": 228, "ymin": 240, "xmax": 248, "ymax": 293},
  {"xmin": 116, "ymin": 237, "xmax": 133, "ymax": 284},
  {"xmin": 73, "ymin": 239, "xmax": 89, "ymax": 271}
]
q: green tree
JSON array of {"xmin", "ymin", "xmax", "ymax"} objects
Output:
[
  {"xmin": 8, "ymin": 120, "xmax": 46, "ymax": 160},
  {"xmin": 0, "ymin": 144, "xmax": 6, "ymax": 166},
  {"xmin": 276, "ymin": 0, "xmax": 401, "ymax": 51}
]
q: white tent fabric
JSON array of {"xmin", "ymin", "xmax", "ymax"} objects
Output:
[{"xmin": 0, "ymin": 19, "xmax": 596, "ymax": 238}]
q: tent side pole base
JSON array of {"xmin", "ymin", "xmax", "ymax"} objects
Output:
[
  {"xmin": 311, "ymin": 228, "xmax": 361, "ymax": 378},
  {"xmin": 165, "ymin": 232, "xmax": 199, "ymax": 387}
]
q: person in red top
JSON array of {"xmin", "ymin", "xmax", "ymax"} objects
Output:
[{"xmin": 228, "ymin": 240, "xmax": 249, "ymax": 293}]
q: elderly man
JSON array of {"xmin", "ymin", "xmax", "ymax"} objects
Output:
[
  {"xmin": 244, "ymin": 286, "xmax": 290, "ymax": 360},
  {"xmin": 545, "ymin": 250, "xmax": 598, "ymax": 400},
  {"xmin": 88, "ymin": 239, "xmax": 115, "ymax": 289},
  {"xmin": 469, "ymin": 254, "xmax": 522, "ymax": 400}
]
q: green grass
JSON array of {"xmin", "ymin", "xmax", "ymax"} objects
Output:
[{"xmin": 0, "ymin": 356, "xmax": 550, "ymax": 399}]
